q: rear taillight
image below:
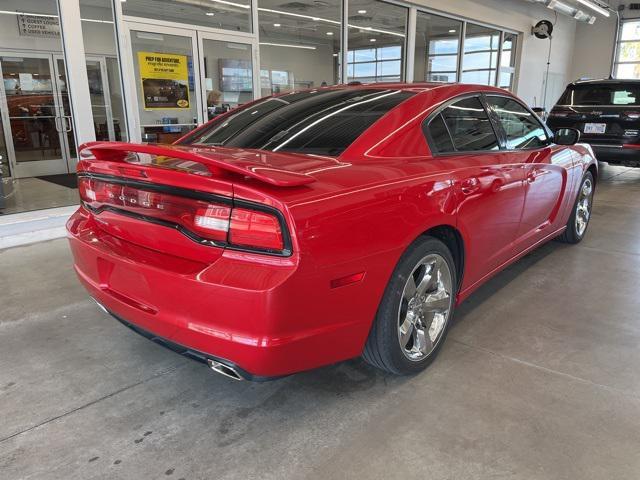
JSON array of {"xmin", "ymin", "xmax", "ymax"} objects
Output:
[
  {"xmin": 229, "ymin": 208, "xmax": 284, "ymax": 251},
  {"xmin": 623, "ymin": 111, "xmax": 640, "ymax": 120},
  {"xmin": 78, "ymin": 177, "xmax": 287, "ymax": 254},
  {"xmin": 549, "ymin": 107, "xmax": 572, "ymax": 118}
]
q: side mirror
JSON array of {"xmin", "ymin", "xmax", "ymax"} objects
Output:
[{"xmin": 554, "ymin": 128, "xmax": 581, "ymax": 146}]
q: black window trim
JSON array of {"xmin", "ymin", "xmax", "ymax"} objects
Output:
[
  {"xmin": 422, "ymin": 92, "xmax": 502, "ymax": 157},
  {"xmin": 483, "ymin": 93, "xmax": 553, "ymax": 152},
  {"xmin": 422, "ymin": 91, "xmax": 554, "ymax": 156}
]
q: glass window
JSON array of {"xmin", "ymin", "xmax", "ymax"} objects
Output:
[
  {"xmin": 414, "ymin": 11, "xmax": 462, "ymax": 83},
  {"xmin": 122, "ymin": 0, "xmax": 251, "ymax": 33},
  {"xmin": 184, "ymin": 88, "xmax": 415, "ymax": 156},
  {"xmin": 258, "ymin": 0, "xmax": 341, "ymax": 96},
  {"xmin": 557, "ymin": 84, "xmax": 640, "ymax": 106},
  {"xmin": 202, "ymin": 39, "xmax": 254, "ymax": 120},
  {"xmin": 487, "ymin": 96, "xmax": 548, "ymax": 149},
  {"xmin": 440, "ymin": 97, "xmax": 499, "ymax": 151},
  {"xmin": 81, "ymin": 0, "xmax": 128, "ymax": 142},
  {"xmin": 426, "ymin": 115, "xmax": 455, "ymax": 153},
  {"xmin": 348, "ymin": 0, "xmax": 408, "ymax": 83},
  {"xmin": 129, "ymin": 30, "xmax": 199, "ymax": 143},
  {"xmin": 462, "ymin": 24, "xmax": 500, "ymax": 86},
  {"xmin": 615, "ymin": 21, "xmax": 640, "ymax": 79},
  {"xmin": 499, "ymin": 32, "xmax": 517, "ymax": 90}
]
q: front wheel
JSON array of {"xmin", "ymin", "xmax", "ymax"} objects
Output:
[
  {"xmin": 558, "ymin": 172, "xmax": 594, "ymax": 244},
  {"xmin": 363, "ymin": 236, "xmax": 457, "ymax": 375}
]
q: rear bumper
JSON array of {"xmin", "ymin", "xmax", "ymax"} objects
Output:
[
  {"xmin": 104, "ymin": 305, "xmax": 281, "ymax": 381},
  {"xmin": 67, "ymin": 207, "xmax": 373, "ymax": 378},
  {"xmin": 590, "ymin": 144, "xmax": 640, "ymax": 166}
]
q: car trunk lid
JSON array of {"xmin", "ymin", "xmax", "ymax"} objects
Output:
[{"xmin": 76, "ymin": 142, "xmax": 321, "ymax": 262}]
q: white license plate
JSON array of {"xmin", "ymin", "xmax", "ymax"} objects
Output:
[{"xmin": 584, "ymin": 123, "xmax": 607, "ymax": 134}]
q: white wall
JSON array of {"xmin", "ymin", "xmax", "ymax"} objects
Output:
[{"xmin": 570, "ymin": 3, "xmax": 619, "ymax": 81}]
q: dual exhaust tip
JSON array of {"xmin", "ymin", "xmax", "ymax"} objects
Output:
[
  {"xmin": 94, "ymin": 298, "xmax": 244, "ymax": 381},
  {"xmin": 207, "ymin": 359, "xmax": 244, "ymax": 381}
]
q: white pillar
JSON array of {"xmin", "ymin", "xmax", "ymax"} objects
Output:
[{"xmin": 57, "ymin": 0, "xmax": 96, "ymax": 149}]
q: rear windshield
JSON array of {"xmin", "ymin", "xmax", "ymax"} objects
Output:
[
  {"xmin": 557, "ymin": 84, "xmax": 640, "ymax": 106},
  {"xmin": 182, "ymin": 88, "xmax": 415, "ymax": 156}
]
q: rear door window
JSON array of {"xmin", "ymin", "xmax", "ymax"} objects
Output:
[
  {"xmin": 486, "ymin": 96, "xmax": 549, "ymax": 149},
  {"xmin": 557, "ymin": 84, "xmax": 640, "ymax": 106},
  {"xmin": 437, "ymin": 97, "xmax": 499, "ymax": 152}
]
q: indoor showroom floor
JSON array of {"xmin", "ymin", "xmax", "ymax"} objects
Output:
[{"xmin": 1, "ymin": 163, "xmax": 640, "ymax": 480}]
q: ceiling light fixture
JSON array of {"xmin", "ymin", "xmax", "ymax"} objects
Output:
[
  {"xmin": 273, "ymin": 23, "xmax": 281, "ymax": 26},
  {"xmin": 547, "ymin": 0, "xmax": 577, "ymax": 17},
  {"xmin": 326, "ymin": 31, "xmax": 333, "ymax": 35},
  {"xmin": 449, "ymin": 29, "xmax": 456, "ymax": 33},
  {"xmin": 257, "ymin": 7, "xmax": 405, "ymax": 38},
  {"xmin": 358, "ymin": 9, "xmax": 367, "ymax": 14},
  {"xmin": 259, "ymin": 42, "xmax": 317, "ymax": 50},
  {"xmin": 206, "ymin": 12, "xmax": 215, "ymax": 16},
  {"xmin": 576, "ymin": 0, "xmax": 610, "ymax": 17},
  {"xmin": 370, "ymin": 38, "xmax": 376, "ymax": 42}
]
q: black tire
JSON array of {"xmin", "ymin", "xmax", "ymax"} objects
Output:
[
  {"xmin": 363, "ymin": 236, "xmax": 457, "ymax": 375},
  {"xmin": 557, "ymin": 171, "xmax": 595, "ymax": 244}
]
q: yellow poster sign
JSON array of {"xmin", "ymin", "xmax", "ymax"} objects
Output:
[{"xmin": 138, "ymin": 52, "xmax": 190, "ymax": 110}]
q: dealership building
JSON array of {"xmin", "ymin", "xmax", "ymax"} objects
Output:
[{"xmin": 0, "ymin": 0, "xmax": 620, "ymax": 220}]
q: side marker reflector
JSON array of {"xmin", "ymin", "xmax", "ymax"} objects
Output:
[{"xmin": 331, "ymin": 272, "xmax": 365, "ymax": 289}]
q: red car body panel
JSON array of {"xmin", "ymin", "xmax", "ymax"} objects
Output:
[{"xmin": 67, "ymin": 83, "xmax": 597, "ymax": 379}]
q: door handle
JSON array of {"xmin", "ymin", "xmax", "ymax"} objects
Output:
[
  {"xmin": 527, "ymin": 170, "xmax": 543, "ymax": 183},
  {"xmin": 54, "ymin": 116, "xmax": 62, "ymax": 132},
  {"xmin": 461, "ymin": 177, "xmax": 480, "ymax": 195},
  {"xmin": 63, "ymin": 116, "xmax": 73, "ymax": 132}
]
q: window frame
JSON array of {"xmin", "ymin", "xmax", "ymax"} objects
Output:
[
  {"xmin": 484, "ymin": 94, "xmax": 552, "ymax": 151},
  {"xmin": 422, "ymin": 93, "xmax": 502, "ymax": 156},
  {"xmin": 614, "ymin": 19, "xmax": 640, "ymax": 79},
  {"xmin": 423, "ymin": 92, "xmax": 553, "ymax": 156}
]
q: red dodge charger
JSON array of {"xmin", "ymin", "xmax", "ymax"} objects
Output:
[{"xmin": 67, "ymin": 83, "xmax": 597, "ymax": 380}]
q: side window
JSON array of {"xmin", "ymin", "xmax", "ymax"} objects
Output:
[
  {"xmin": 440, "ymin": 97, "xmax": 499, "ymax": 152},
  {"xmin": 487, "ymin": 96, "xmax": 549, "ymax": 149},
  {"xmin": 427, "ymin": 114, "xmax": 455, "ymax": 153}
]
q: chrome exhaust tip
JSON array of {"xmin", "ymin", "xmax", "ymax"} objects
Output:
[
  {"xmin": 207, "ymin": 359, "xmax": 244, "ymax": 381},
  {"xmin": 92, "ymin": 298, "xmax": 110, "ymax": 315}
]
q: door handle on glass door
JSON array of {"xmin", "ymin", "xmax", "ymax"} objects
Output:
[{"xmin": 461, "ymin": 177, "xmax": 480, "ymax": 195}]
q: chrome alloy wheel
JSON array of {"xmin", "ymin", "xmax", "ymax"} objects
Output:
[
  {"xmin": 398, "ymin": 254, "xmax": 453, "ymax": 361},
  {"xmin": 576, "ymin": 178, "xmax": 594, "ymax": 237}
]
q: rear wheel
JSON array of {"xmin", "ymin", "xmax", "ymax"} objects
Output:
[
  {"xmin": 558, "ymin": 172, "xmax": 594, "ymax": 244},
  {"xmin": 363, "ymin": 236, "xmax": 456, "ymax": 375}
]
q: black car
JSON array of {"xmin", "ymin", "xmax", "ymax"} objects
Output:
[{"xmin": 547, "ymin": 79, "xmax": 640, "ymax": 167}]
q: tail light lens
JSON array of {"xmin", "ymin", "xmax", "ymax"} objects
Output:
[
  {"xmin": 229, "ymin": 208, "xmax": 284, "ymax": 251},
  {"xmin": 623, "ymin": 111, "xmax": 640, "ymax": 120},
  {"xmin": 549, "ymin": 107, "xmax": 572, "ymax": 118},
  {"xmin": 78, "ymin": 177, "xmax": 287, "ymax": 254}
]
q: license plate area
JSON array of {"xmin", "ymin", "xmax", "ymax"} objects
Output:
[{"xmin": 584, "ymin": 123, "xmax": 607, "ymax": 134}]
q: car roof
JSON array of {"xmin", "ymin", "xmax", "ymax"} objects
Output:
[
  {"xmin": 569, "ymin": 78, "xmax": 640, "ymax": 86},
  {"xmin": 313, "ymin": 81, "xmax": 512, "ymax": 95}
]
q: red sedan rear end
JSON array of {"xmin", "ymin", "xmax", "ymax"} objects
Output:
[{"xmin": 68, "ymin": 84, "xmax": 597, "ymax": 380}]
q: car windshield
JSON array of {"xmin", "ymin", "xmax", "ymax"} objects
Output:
[
  {"xmin": 557, "ymin": 84, "xmax": 640, "ymax": 106},
  {"xmin": 182, "ymin": 88, "xmax": 415, "ymax": 156}
]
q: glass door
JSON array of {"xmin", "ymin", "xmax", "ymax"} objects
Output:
[
  {"xmin": 53, "ymin": 56, "xmax": 77, "ymax": 168},
  {"xmin": 85, "ymin": 56, "xmax": 116, "ymax": 142},
  {"xmin": 126, "ymin": 23, "xmax": 202, "ymax": 144},
  {"xmin": 198, "ymin": 33, "xmax": 258, "ymax": 122},
  {"xmin": 0, "ymin": 53, "xmax": 71, "ymax": 178}
]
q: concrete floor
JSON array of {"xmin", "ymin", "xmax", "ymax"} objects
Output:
[{"xmin": 1, "ymin": 162, "xmax": 640, "ymax": 480}]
